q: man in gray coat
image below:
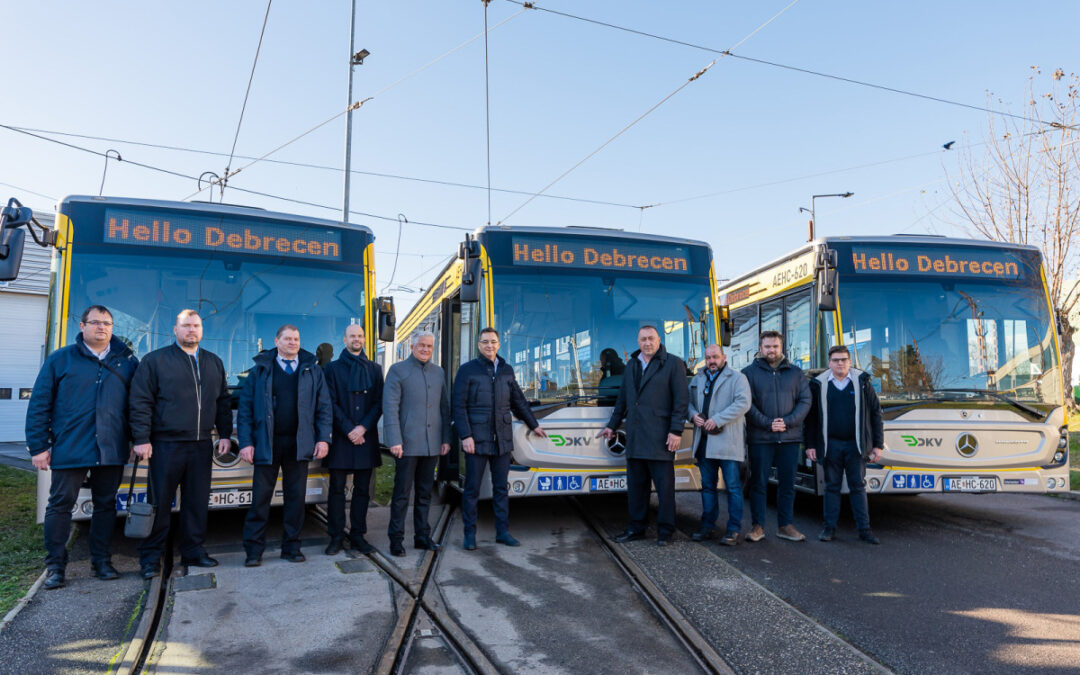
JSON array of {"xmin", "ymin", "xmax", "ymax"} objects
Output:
[
  {"xmin": 689, "ymin": 344, "xmax": 751, "ymax": 546},
  {"xmin": 383, "ymin": 331, "xmax": 451, "ymax": 557}
]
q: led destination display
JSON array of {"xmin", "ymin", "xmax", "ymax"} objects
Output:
[
  {"xmin": 849, "ymin": 245, "xmax": 1023, "ymax": 280},
  {"xmin": 103, "ymin": 209, "xmax": 343, "ymax": 261},
  {"xmin": 511, "ymin": 237, "xmax": 690, "ymax": 275}
]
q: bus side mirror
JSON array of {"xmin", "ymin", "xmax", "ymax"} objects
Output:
[
  {"xmin": 719, "ymin": 304, "xmax": 732, "ymax": 347},
  {"xmin": 376, "ymin": 296, "xmax": 396, "ymax": 342},
  {"xmin": 458, "ymin": 236, "xmax": 483, "ymax": 304},
  {"xmin": 0, "ymin": 227, "xmax": 26, "ymax": 282},
  {"xmin": 816, "ymin": 247, "xmax": 838, "ymax": 312}
]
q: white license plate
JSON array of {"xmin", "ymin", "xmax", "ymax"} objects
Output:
[
  {"xmin": 943, "ymin": 477, "xmax": 997, "ymax": 492},
  {"xmin": 210, "ymin": 489, "xmax": 253, "ymax": 507},
  {"xmin": 590, "ymin": 475, "xmax": 627, "ymax": 492}
]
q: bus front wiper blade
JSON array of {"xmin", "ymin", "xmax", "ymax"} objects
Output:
[
  {"xmin": 932, "ymin": 388, "xmax": 1046, "ymax": 420},
  {"xmin": 881, "ymin": 398, "xmax": 947, "ymax": 414}
]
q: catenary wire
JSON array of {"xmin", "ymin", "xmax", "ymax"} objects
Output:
[{"xmin": 223, "ymin": 0, "xmax": 273, "ymax": 199}]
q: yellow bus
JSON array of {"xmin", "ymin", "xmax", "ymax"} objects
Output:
[
  {"xmin": 717, "ymin": 235, "xmax": 1069, "ymax": 495},
  {"xmin": 393, "ymin": 225, "xmax": 721, "ymax": 498}
]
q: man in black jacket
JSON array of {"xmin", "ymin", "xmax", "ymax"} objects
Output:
[
  {"xmin": 805, "ymin": 345, "xmax": 883, "ymax": 544},
  {"xmin": 452, "ymin": 327, "xmax": 547, "ymax": 551},
  {"xmin": 323, "ymin": 324, "xmax": 383, "ymax": 555},
  {"xmin": 237, "ymin": 325, "xmax": 332, "ymax": 565},
  {"xmin": 742, "ymin": 331, "xmax": 811, "ymax": 543},
  {"xmin": 599, "ymin": 325, "xmax": 689, "ymax": 546},
  {"xmin": 25, "ymin": 306, "xmax": 138, "ymax": 589},
  {"xmin": 130, "ymin": 310, "xmax": 232, "ymax": 579}
]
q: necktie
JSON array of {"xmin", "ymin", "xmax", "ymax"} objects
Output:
[{"xmin": 285, "ymin": 360, "xmax": 295, "ymax": 374}]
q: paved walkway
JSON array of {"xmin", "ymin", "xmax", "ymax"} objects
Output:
[{"xmin": 0, "ymin": 441, "xmax": 32, "ymax": 471}]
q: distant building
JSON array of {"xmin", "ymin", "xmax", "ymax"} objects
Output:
[{"xmin": 0, "ymin": 212, "xmax": 52, "ymax": 443}]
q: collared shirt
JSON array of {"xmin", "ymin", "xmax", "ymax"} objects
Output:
[
  {"xmin": 702, "ymin": 364, "xmax": 724, "ymax": 395},
  {"xmin": 637, "ymin": 352, "xmax": 652, "ymax": 370},
  {"xmin": 276, "ymin": 353, "xmax": 299, "ymax": 373},
  {"xmin": 87, "ymin": 343, "xmax": 111, "ymax": 361},
  {"xmin": 484, "ymin": 355, "xmax": 498, "ymax": 374},
  {"xmin": 827, "ymin": 371, "xmax": 852, "ymax": 390}
]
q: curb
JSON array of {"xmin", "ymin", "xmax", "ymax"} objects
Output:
[
  {"xmin": 1056, "ymin": 490, "xmax": 1080, "ymax": 502},
  {"xmin": 0, "ymin": 570, "xmax": 47, "ymax": 635}
]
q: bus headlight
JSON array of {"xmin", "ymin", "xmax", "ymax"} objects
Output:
[
  {"xmin": 868, "ymin": 477, "xmax": 881, "ymax": 490},
  {"xmin": 512, "ymin": 481, "xmax": 526, "ymax": 494},
  {"xmin": 1053, "ymin": 450, "xmax": 1066, "ymax": 465},
  {"xmin": 81, "ymin": 501, "xmax": 94, "ymax": 515},
  {"xmin": 1047, "ymin": 477, "xmax": 1056, "ymax": 490},
  {"xmin": 1058, "ymin": 426, "xmax": 1069, "ymax": 450}
]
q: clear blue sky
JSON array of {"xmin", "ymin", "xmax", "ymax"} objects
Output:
[{"xmin": 2, "ymin": 1, "xmax": 1077, "ymax": 314}]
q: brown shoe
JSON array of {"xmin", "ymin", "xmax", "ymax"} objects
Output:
[
  {"xmin": 777, "ymin": 525, "xmax": 806, "ymax": 542},
  {"xmin": 745, "ymin": 524, "xmax": 765, "ymax": 542}
]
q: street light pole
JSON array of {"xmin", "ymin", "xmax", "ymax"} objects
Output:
[
  {"xmin": 799, "ymin": 192, "xmax": 854, "ymax": 241},
  {"xmin": 342, "ymin": 2, "xmax": 369, "ymax": 223}
]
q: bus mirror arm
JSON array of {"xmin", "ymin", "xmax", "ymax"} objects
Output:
[{"xmin": 0, "ymin": 197, "xmax": 45, "ymax": 282}]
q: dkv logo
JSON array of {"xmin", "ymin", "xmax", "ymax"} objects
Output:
[
  {"xmin": 901, "ymin": 435, "xmax": 943, "ymax": 448},
  {"xmin": 549, "ymin": 433, "xmax": 596, "ymax": 448}
]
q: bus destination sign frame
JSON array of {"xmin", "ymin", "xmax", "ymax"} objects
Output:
[
  {"xmin": 848, "ymin": 245, "xmax": 1022, "ymax": 280},
  {"xmin": 510, "ymin": 236, "xmax": 691, "ymax": 275}
]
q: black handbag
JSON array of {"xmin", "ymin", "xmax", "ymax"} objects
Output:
[{"xmin": 123, "ymin": 456, "xmax": 156, "ymax": 539}]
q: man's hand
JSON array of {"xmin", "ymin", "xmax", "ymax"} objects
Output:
[
  {"xmin": 869, "ymin": 447, "xmax": 882, "ymax": 462},
  {"xmin": 666, "ymin": 433, "xmax": 681, "ymax": 453},
  {"xmin": 390, "ymin": 444, "xmax": 404, "ymax": 459},
  {"xmin": 703, "ymin": 418, "xmax": 717, "ymax": 432},
  {"xmin": 133, "ymin": 443, "xmax": 153, "ymax": 460},
  {"xmin": 597, "ymin": 427, "xmax": 615, "ymax": 440},
  {"xmin": 31, "ymin": 450, "xmax": 50, "ymax": 471},
  {"xmin": 347, "ymin": 425, "xmax": 366, "ymax": 445},
  {"xmin": 215, "ymin": 439, "xmax": 232, "ymax": 456},
  {"xmin": 314, "ymin": 441, "xmax": 329, "ymax": 460},
  {"xmin": 531, "ymin": 426, "xmax": 548, "ymax": 439},
  {"xmin": 805, "ymin": 448, "xmax": 817, "ymax": 462},
  {"xmin": 691, "ymin": 414, "xmax": 706, "ymax": 427},
  {"xmin": 462, "ymin": 437, "xmax": 476, "ymax": 454},
  {"xmin": 440, "ymin": 443, "xmax": 451, "ymax": 456},
  {"xmin": 239, "ymin": 446, "xmax": 255, "ymax": 464},
  {"xmin": 771, "ymin": 418, "xmax": 787, "ymax": 433}
]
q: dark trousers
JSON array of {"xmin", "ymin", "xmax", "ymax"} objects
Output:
[
  {"xmin": 626, "ymin": 457, "xmax": 676, "ymax": 539},
  {"xmin": 243, "ymin": 437, "xmax": 309, "ymax": 556},
  {"xmin": 748, "ymin": 442, "xmax": 799, "ymax": 528},
  {"xmin": 388, "ymin": 456, "xmax": 439, "ymax": 543},
  {"xmin": 823, "ymin": 439, "xmax": 871, "ymax": 531},
  {"xmin": 462, "ymin": 452, "xmax": 511, "ymax": 536},
  {"xmin": 138, "ymin": 440, "xmax": 212, "ymax": 566},
  {"xmin": 44, "ymin": 465, "xmax": 123, "ymax": 570},
  {"xmin": 327, "ymin": 468, "xmax": 372, "ymax": 545},
  {"xmin": 697, "ymin": 458, "xmax": 743, "ymax": 535}
]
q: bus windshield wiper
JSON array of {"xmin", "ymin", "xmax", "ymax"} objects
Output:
[
  {"xmin": 931, "ymin": 388, "xmax": 1046, "ymax": 419},
  {"xmin": 881, "ymin": 397, "xmax": 947, "ymax": 414}
]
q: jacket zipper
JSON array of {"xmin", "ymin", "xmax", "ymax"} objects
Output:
[{"xmin": 188, "ymin": 353, "xmax": 202, "ymax": 440}]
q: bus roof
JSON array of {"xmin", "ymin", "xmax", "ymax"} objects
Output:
[
  {"xmin": 474, "ymin": 224, "xmax": 711, "ymax": 249},
  {"xmin": 59, "ymin": 195, "xmax": 374, "ymax": 237}
]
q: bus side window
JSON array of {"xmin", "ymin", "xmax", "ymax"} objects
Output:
[
  {"xmin": 761, "ymin": 299, "xmax": 782, "ymax": 335},
  {"xmin": 784, "ymin": 291, "xmax": 811, "ymax": 371},
  {"xmin": 729, "ymin": 306, "xmax": 758, "ymax": 371}
]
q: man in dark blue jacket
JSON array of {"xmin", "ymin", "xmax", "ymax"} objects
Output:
[
  {"xmin": 237, "ymin": 325, "xmax": 332, "ymax": 565},
  {"xmin": 452, "ymin": 327, "xmax": 546, "ymax": 550},
  {"xmin": 323, "ymin": 324, "xmax": 383, "ymax": 555},
  {"xmin": 742, "ymin": 330, "xmax": 811, "ymax": 543},
  {"xmin": 26, "ymin": 306, "xmax": 138, "ymax": 589}
]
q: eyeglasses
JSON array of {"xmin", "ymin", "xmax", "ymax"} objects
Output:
[
  {"xmin": 84, "ymin": 320, "xmax": 113, "ymax": 327},
  {"xmin": 479, "ymin": 340, "xmax": 499, "ymax": 346},
  {"xmin": 829, "ymin": 357, "xmax": 850, "ymax": 363}
]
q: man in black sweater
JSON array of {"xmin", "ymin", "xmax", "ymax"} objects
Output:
[{"xmin": 130, "ymin": 310, "xmax": 233, "ymax": 578}]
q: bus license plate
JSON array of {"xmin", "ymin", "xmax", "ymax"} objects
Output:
[
  {"xmin": 210, "ymin": 489, "xmax": 253, "ymax": 507},
  {"xmin": 943, "ymin": 477, "xmax": 997, "ymax": 492},
  {"xmin": 590, "ymin": 476, "xmax": 627, "ymax": 492}
]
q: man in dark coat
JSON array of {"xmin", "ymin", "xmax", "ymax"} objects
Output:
[
  {"xmin": 805, "ymin": 345, "xmax": 883, "ymax": 544},
  {"xmin": 237, "ymin": 325, "xmax": 332, "ymax": 565},
  {"xmin": 323, "ymin": 324, "xmax": 383, "ymax": 554},
  {"xmin": 742, "ymin": 330, "xmax": 811, "ymax": 543},
  {"xmin": 452, "ymin": 327, "xmax": 547, "ymax": 551},
  {"xmin": 25, "ymin": 305, "xmax": 138, "ymax": 589},
  {"xmin": 599, "ymin": 325, "xmax": 689, "ymax": 546},
  {"xmin": 130, "ymin": 309, "xmax": 233, "ymax": 579}
]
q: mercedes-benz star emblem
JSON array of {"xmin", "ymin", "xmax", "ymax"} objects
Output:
[
  {"xmin": 606, "ymin": 430, "xmax": 627, "ymax": 456},
  {"xmin": 956, "ymin": 433, "xmax": 979, "ymax": 457}
]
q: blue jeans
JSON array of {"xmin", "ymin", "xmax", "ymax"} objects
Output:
[
  {"xmin": 823, "ymin": 439, "xmax": 870, "ymax": 531},
  {"xmin": 698, "ymin": 458, "xmax": 743, "ymax": 534},
  {"xmin": 748, "ymin": 442, "xmax": 799, "ymax": 528}
]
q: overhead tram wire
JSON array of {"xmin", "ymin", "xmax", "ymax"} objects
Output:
[
  {"xmin": 496, "ymin": 0, "xmax": 802, "ymax": 225},
  {"xmin": 505, "ymin": 0, "xmax": 1068, "ymax": 131},
  {"xmin": 221, "ymin": 0, "xmax": 274, "ymax": 201},
  {"xmin": 184, "ymin": 7, "xmax": 529, "ymax": 202}
]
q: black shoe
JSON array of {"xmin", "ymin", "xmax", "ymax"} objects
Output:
[
  {"xmin": 350, "ymin": 537, "xmax": 375, "ymax": 555},
  {"xmin": 140, "ymin": 564, "xmax": 160, "ymax": 580},
  {"xmin": 657, "ymin": 538, "xmax": 670, "ymax": 547},
  {"xmin": 495, "ymin": 533, "xmax": 520, "ymax": 547},
  {"xmin": 414, "ymin": 537, "xmax": 441, "ymax": 551},
  {"xmin": 818, "ymin": 527, "xmax": 836, "ymax": 542},
  {"xmin": 244, "ymin": 554, "xmax": 262, "ymax": 567},
  {"xmin": 613, "ymin": 529, "xmax": 645, "ymax": 543},
  {"xmin": 281, "ymin": 551, "xmax": 307, "ymax": 563},
  {"xmin": 324, "ymin": 539, "xmax": 344, "ymax": 556},
  {"xmin": 463, "ymin": 533, "xmax": 476, "ymax": 551},
  {"xmin": 858, "ymin": 529, "xmax": 881, "ymax": 545},
  {"xmin": 43, "ymin": 569, "xmax": 65, "ymax": 590},
  {"xmin": 691, "ymin": 528, "xmax": 714, "ymax": 542},
  {"xmin": 390, "ymin": 541, "xmax": 406, "ymax": 557},
  {"xmin": 92, "ymin": 561, "xmax": 119, "ymax": 580},
  {"xmin": 181, "ymin": 554, "xmax": 219, "ymax": 568}
]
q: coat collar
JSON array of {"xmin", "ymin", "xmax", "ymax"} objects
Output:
[
  {"xmin": 254, "ymin": 347, "xmax": 316, "ymax": 368},
  {"xmin": 75, "ymin": 333, "xmax": 132, "ymax": 360}
]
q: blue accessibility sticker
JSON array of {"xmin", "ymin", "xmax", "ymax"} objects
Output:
[
  {"xmin": 536, "ymin": 475, "xmax": 583, "ymax": 492},
  {"xmin": 891, "ymin": 473, "xmax": 935, "ymax": 490}
]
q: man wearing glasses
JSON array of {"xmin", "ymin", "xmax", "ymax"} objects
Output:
[
  {"xmin": 805, "ymin": 345, "xmax": 884, "ymax": 544},
  {"xmin": 452, "ymin": 327, "xmax": 547, "ymax": 550},
  {"xmin": 26, "ymin": 306, "xmax": 139, "ymax": 589}
]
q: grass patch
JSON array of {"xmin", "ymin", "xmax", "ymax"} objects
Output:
[
  {"xmin": 374, "ymin": 457, "xmax": 395, "ymax": 505},
  {"xmin": 0, "ymin": 466, "xmax": 42, "ymax": 617},
  {"xmin": 1070, "ymin": 432, "xmax": 1080, "ymax": 491}
]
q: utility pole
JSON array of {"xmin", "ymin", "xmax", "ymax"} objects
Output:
[{"xmin": 342, "ymin": 0, "xmax": 367, "ymax": 223}]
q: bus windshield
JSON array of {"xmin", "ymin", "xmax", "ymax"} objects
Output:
[
  {"xmin": 491, "ymin": 270, "xmax": 716, "ymax": 404},
  {"xmin": 838, "ymin": 278, "xmax": 1060, "ymax": 409}
]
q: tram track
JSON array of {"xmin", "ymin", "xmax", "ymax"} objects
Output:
[{"xmin": 112, "ymin": 534, "xmax": 174, "ymax": 675}]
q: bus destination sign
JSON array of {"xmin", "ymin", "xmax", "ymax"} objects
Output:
[
  {"xmin": 511, "ymin": 237, "xmax": 690, "ymax": 275},
  {"xmin": 103, "ymin": 209, "xmax": 342, "ymax": 261},
  {"xmin": 850, "ymin": 246, "xmax": 1021, "ymax": 280}
]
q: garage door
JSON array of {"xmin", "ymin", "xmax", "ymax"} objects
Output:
[{"xmin": 0, "ymin": 292, "xmax": 46, "ymax": 442}]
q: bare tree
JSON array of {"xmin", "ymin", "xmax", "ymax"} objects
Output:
[{"xmin": 948, "ymin": 67, "xmax": 1080, "ymax": 395}]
